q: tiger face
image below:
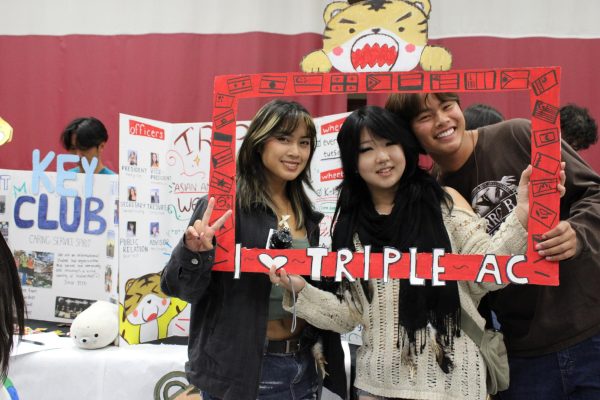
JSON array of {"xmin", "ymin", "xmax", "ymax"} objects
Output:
[
  {"xmin": 322, "ymin": 0, "xmax": 431, "ymax": 72},
  {"xmin": 122, "ymin": 273, "xmax": 170, "ymax": 325}
]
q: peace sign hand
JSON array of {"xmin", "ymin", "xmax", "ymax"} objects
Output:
[{"xmin": 184, "ymin": 197, "xmax": 232, "ymax": 252}]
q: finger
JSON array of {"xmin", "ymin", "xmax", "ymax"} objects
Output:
[
  {"xmin": 210, "ymin": 209, "xmax": 233, "ymax": 231},
  {"xmin": 202, "ymin": 197, "xmax": 216, "ymax": 225},
  {"xmin": 185, "ymin": 225, "xmax": 200, "ymax": 240},
  {"xmin": 192, "ymin": 218, "xmax": 205, "ymax": 235},
  {"xmin": 557, "ymin": 183, "xmax": 566, "ymax": 198},
  {"xmin": 269, "ymin": 265, "xmax": 280, "ymax": 283},
  {"xmin": 198, "ymin": 231, "xmax": 213, "ymax": 250},
  {"xmin": 520, "ymin": 164, "xmax": 532, "ymax": 185},
  {"xmin": 279, "ymin": 268, "xmax": 290, "ymax": 287},
  {"xmin": 541, "ymin": 221, "xmax": 569, "ymax": 240}
]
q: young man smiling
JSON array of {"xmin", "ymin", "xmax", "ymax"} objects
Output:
[{"xmin": 387, "ymin": 92, "xmax": 600, "ymax": 399}]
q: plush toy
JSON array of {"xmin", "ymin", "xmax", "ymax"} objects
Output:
[{"xmin": 70, "ymin": 301, "xmax": 118, "ymax": 349}]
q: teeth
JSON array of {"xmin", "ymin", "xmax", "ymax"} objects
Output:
[
  {"xmin": 378, "ymin": 167, "xmax": 392, "ymax": 173},
  {"xmin": 436, "ymin": 128, "xmax": 454, "ymax": 139}
]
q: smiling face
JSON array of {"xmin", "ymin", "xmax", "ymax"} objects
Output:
[
  {"xmin": 261, "ymin": 120, "xmax": 311, "ymax": 189},
  {"xmin": 410, "ymin": 94, "xmax": 469, "ymax": 166},
  {"xmin": 357, "ymin": 128, "xmax": 406, "ymax": 198},
  {"xmin": 322, "ymin": 0, "xmax": 430, "ymax": 72}
]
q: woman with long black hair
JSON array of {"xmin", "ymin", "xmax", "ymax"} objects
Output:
[{"xmin": 270, "ymin": 105, "xmax": 554, "ymax": 399}]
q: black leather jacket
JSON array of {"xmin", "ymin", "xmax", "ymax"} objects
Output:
[{"xmin": 161, "ymin": 197, "xmax": 346, "ymax": 400}]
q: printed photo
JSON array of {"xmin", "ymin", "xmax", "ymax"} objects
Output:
[
  {"xmin": 150, "ymin": 222, "xmax": 160, "ymax": 238},
  {"xmin": 150, "ymin": 188, "xmax": 160, "ymax": 204},
  {"xmin": 128, "ymin": 149, "xmax": 138, "ymax": 166},
  {"xmin": 150, "ymin": 152, "xmax": 159, "ymax": 168},
  {"xmin": 127, "ymin": 221, "xmax": 137, "ymax": 237},
  {"xmin": 106, "ymin": 230, "xmax": 115, "ymax": 258},
  {"xmin": 55, "ymin": 296, "xmax": 96, "ymax": 320},
  {"xmin": 127, "ymin": 186, "xmax": 137, "ymax": 202}
]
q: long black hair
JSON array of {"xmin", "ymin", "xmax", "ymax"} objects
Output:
[
  {"xmin": 0, "ymin": 234, "xmax": 25, "ymax": 380},
  {"xmin": 332, "ymin": 105, "xmax": 451, "ymax": 239},
  {"xmin": 330, "ymin": 106, "xmax": 459, "ymax": 373}
]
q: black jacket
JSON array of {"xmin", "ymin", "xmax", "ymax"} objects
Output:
[{"xmin": 161, "ymin": 197, "xmax": 346, "ymax": 400}]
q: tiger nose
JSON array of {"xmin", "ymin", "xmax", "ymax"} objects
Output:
[{"xmin": 372, "ymin": 28, "xmax": 381, "ymax": 34}]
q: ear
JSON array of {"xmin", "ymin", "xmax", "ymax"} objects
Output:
[
  {"xmin": 125, "ymin": 278, "xmax": 134, "ymax": 292},
  {"xmin": 409, "ymin": 0, "xmax": 431, "ymax": 16},
  {"xmin": 98, "ymin": 141, "xmax": 106, "ymax": 153},
  {"xmin": 323, "ymin": 1, "xmax": 349, "ymax": 24}
]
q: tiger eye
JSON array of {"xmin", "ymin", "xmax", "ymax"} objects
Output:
[
  {"xmin": 398, "ymin": 27, "xmax": 405, "ymax": 32},
  {"xmin": 349, "ymin": 28, "xmax": 355, "ymax": 34}
]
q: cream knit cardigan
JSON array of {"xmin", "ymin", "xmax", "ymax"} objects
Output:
[{"xmin": 284, "ymin": 206, "xmax": 527, "ymax": 400}]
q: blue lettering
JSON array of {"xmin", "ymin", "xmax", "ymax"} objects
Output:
[
  {"xmin": 14, "ymin": 196, "xmax": 35, "ymax": 228},
  {"xmin": 31, "ymin": 150, "xmax": 55, "ymax": 195},
  {"xmin": 59, "ymin": 196, "xmax": 82, "ymax": 232},
  {"xmin": 38, "ymin": 194, "xmax": 58, "ymax": 230},
  {"xmin": 56, "ymin": 154, "xmax": 80, "ymax": 197},
  {"xmin": 84, "ymin": 197, "xmax": 106, "ymax": 235}
]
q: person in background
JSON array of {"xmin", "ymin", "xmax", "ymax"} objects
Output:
[
  {"xmin": 386, "ymin": 92, "xmax": 600, "ymax": 399},
  {"xmin": 61, "ymin": 117, "xmax": 115, "ymax": 174},
  {"xmin": 161, "ymin": 100, "xmax": 346, "ymax": 400},
  {"xmin": 0, "ymin": 234, "xmax": 25, "ymax": 399},
  {"xmin": 464, "ymin": 103, "xmax": 504, "ymax": 130},
  {"xmin": 560, "ymin": 104, "xmax": 598, "ymax": 152}
]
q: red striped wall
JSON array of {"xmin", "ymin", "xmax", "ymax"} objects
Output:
[{"xmin": 1, "ymin": 34, "xmax": 598, "ymax": 171}]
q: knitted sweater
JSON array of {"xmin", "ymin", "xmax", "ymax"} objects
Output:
[{"xmin": 284, "ymin": 206, "xmax": 527, "ymax": 400}]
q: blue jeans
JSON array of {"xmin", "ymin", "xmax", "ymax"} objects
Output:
[
  {"xmin": 202, "ymin": 347, "xmax": 318, "ymax": 400},
  {"xmin": 496, "ymin": 332, "xmax": 600, "ymax": 400}
]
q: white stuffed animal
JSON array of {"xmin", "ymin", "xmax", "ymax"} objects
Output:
[{"xmin": 70, "ymin": 301, "xmax": 118, "ymax": 349}]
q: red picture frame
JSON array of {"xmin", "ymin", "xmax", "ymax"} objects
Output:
[{"xmin": 208, "ymin": 68, "xmax": 561, "ymax": 286}]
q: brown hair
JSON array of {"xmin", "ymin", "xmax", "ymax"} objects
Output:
[{"xmin": 385, "ymin": 92, "xmax": 461, "ymax": 123}]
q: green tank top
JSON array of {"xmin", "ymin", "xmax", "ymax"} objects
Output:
[{"xmin": 268, "ymin": 237, "xmax": 310, "ymax": 320}]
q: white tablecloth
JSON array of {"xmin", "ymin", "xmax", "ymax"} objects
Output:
[{"xmin": 9, "ymin": 340, "xmax": 189, "ymax": 400}]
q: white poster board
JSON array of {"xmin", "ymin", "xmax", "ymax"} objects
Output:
[{"xmin": 0, "ymin": 164, "xmax": 118, "ymax": 322}]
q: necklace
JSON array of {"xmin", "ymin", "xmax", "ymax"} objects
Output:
[{"xmin": 274, "ymin": 200, "xmax": 292, "ymax": 230}]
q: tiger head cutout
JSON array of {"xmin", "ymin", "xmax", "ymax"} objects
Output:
[{"xmin": 301, "ymin": 0, "xmax": 452, "ymax": 73}]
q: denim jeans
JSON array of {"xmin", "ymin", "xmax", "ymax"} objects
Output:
[
  {"xmin": 496, "ymin": 332, "xmax": 600, "ymax": 400},
  {"xmin": 201, "ymin": 347, "xmax": 318, "ymax": 400}
]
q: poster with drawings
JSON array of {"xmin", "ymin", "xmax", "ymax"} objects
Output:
[
  {"xmin": 118, "ymin": 111, "xmax": 361, "ymax": 344},
  {"xmin": 0, "ymin": 167, "xmax": 118, "ymax": 322},
  {"xmin": 117, "ymin": 114, "xmax": 249, "ymax": 344}
]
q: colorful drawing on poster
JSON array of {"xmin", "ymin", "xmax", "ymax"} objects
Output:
[
  {"xmin": 0, "ymin": 117, "xmax": 13, "ymax": 146},
  {"xmin": 208, "ymin": 67, "xmax": 562, "ymax": 286},
  {"xmin": 119, "ymin": 272, "xmax": 188, "ymax": 344},
  {"xmin": 301, "ymin": 0, "xmax": 452, "ymax": 73}
]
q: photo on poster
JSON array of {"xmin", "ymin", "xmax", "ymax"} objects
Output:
[
  {"xmin": 127, "ymin": 186, "xmax": 137, "ymax": 201},
  {"xmin": 150, "ymin": 152, "xmax": 159, "ymax": 168},
  {"xmin": 0, "ymin": 195, "xmax": 5, "ymax": 214},
  {"xmin": 127, "ymin": 221, "xmax": 136, "ymax": 237},
  {"xmin": 14, "ymin": 250, "xmax": 54, "ymax": 288},
  {"xmin": 150, "ymin": 188, "xmax": 160, "ymax": 204},
  {"xmin": 128, "ymin": 149, "xmax": 138, "ymax": 166},
  {"xmin": 114, "ymin": 199, "xmax": 119, "ymax": 225},
  {"xmin": 55, "ymin": 296, "xmax": 96, "ymax": 319},
  {"xmin": 105, "ymin": 265, "xmax": 113, "ymax": 293},
  {"xmin": 106, "ymin": 230, "xmax": 115, "ymax": 258},
  {"xmin": 0, "ymin": 221, "xmax": 8, "ymax": 240},
  {"xmin": 149, "ymin": 222, "xmax": 160, "ymax": 238}
]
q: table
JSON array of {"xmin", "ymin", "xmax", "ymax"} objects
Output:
[{"xmin": 9, "ymin": 340, "xmax": 191, "ymax": 399}]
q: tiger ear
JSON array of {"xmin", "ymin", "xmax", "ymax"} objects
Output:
[
  {"xmin": 409, "ymin": 0, "xmax": 431, "ymax": 16},
  {"xmin": 323, "ymin": 1, "xmax": 349, "ymax": 24},
  {"xmin": 125, "ymin": 278, "xmax": 135, "ymax": 292}
]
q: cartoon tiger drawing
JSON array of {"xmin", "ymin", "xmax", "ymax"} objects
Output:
[
  {"xmin": 301, "ymin": 0, "xmax": 452, "ymax": 73},
  {"xmin": 119, "ymin": 272, "xmax": 189, "ymax": 344}
]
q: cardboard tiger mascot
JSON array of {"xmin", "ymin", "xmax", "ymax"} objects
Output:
[
  {"xmin": 119, "ymin": 272, "xmax": 189, "ymax": 344},
  {"xmin": 301, "ymin": 0, "xmax": 452, "ymax": 73}
]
